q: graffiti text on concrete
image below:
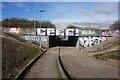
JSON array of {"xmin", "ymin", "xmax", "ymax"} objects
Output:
[{"xmin": 79, "ymin": 37, "xmax": 107, "ymax": 48}]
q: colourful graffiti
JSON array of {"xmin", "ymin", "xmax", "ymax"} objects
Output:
[
  {"xmin": 9, "ymin": 28, "xmax": 21, "ymax": 34},
  {"xmin": 22, "ymin": 36, "xmax": 40, "ymax": 42},
  {"xmin": 100, "ymin": 30, "xmax": 110, "ymax": 36},
  {"xmin": 21, "ymin": 36, "xmax": 49, "ymax": 48},
  {"xmin": 80, "ymin": 29, "xmax": 99, "ymax": 36},
  {"xmin": 66, "ymin": 29, "xmax": 74, "ymax": 36},
  {"xmin": 110, "ymin": 30, "xmax": 119, "ymax": 36},
  {"xmin": 8, "ymin": 28, "xmax": 119, "ymax": 37},
  {"xmin": 79, "ymin": 37, "xmax": 107, "ymax": 48},
  {"xmin": 56, "ymin": 29, "xmax": 65, "ymax": 36}
]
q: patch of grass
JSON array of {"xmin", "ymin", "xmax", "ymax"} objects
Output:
[
  {"xmin": 94, "ymin": 50, "xmax": 120, "ymax": 61},
  {"xmin": 2, "ymin": 34, "xmax": 43, "ymax": 78},
  {"xmin": 24, "ymin": 46, "xmax": 42, "ymax": 60}
]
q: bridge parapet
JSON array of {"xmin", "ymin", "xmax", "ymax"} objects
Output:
[{"xmin": 3, "ymin": 27, "xmax": 120, "ymax": 37}]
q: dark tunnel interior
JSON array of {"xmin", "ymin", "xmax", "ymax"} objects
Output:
[{"xmin": 49, "ymin": 36, "xmax": 79, "ymax": 47}]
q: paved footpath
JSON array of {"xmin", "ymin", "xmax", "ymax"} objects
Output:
[
  {"xmin": 24, "ymin": 47, "xmax": 61, "ymax": 78},
  {"xmin": 60, "ymin": 47, "xmax": 118, "ymax": 78}
]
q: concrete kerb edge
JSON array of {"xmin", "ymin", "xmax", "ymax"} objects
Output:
[
  {"xmin": 60, "ymin": 55, "xmax": 77, "ymax": 79},
  {"xmin": 15, "ymin": 49, "xmax": 47, "ymax": 80},
  {"xmin": 58, "ymin": 48, "xmax": 77, "ymax": 80},
  {"xmin": 57, "ymin": 52, "xmax": 67, "ymax": 79}
]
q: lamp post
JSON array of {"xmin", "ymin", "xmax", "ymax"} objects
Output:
[
  {"xmin": 40, "ymin": 10, "xmax": 45, "ymax": 48},
  {"xmin": 9, "ymin": 21, "xmax": 10, "ymax": 33}
]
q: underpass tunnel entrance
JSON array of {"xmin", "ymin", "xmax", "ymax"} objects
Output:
[{"xmin": 49, "ymin": 36, "xmax": 79, "ymax": 47}]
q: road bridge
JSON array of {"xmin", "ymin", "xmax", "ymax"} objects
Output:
[{"xmin": 4, "ymin": 27, "xmax": 119, "ymax": 48}]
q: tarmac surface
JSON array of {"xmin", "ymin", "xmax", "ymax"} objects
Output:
[
  {"xmin": 23, "ymin": 46, "xmax": 118, "ymax": 79},
  {"xmin": 60, "ymin": 47, "xmax": 118, "ymax": 78},
  {"xmin": 24, "ymin": 47, "xmax": 61, "ymax": 78}
]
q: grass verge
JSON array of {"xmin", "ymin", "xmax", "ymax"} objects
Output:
[{"xmin": 2, "ymin": 33, "xmax": 43, "ymax": 78}]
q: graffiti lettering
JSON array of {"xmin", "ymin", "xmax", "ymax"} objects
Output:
[
  {"xmin": 22, "ymin": 36, "xmax": 40, "ymax": 42},
  {"xmin": 79, "ymin": 37, "xmax": 106, "ymax": 48}
]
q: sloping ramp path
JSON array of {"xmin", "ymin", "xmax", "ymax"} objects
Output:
[
  {"xmin": 60, "ymin": 47, "xmax": 118, "ymax": 79},
  {"xmin": 24, "ymin": 47, "xmax": 61, "ymax": 79}
]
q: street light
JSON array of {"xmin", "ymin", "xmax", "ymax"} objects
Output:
[{"xmin": 40, "ymin": 10, "xmax": 45, "ymax": 48}]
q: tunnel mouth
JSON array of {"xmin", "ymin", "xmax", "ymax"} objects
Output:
[{"xmin": 49, "ymin": 36, "xmax": 79, "ymax": 47}]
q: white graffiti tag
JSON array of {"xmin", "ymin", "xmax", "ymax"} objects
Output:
[
  {"xmin": 79, "ymin": 37, "xmax": 106, "ymax": 48},
  {"xmin": 23, "ymin": 36, "xmax": 40, "ymax": 42}
]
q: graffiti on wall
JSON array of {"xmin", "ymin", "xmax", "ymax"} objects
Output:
[
  {"xmin": 56, "ymin": 29, "xmax": 65, "ymax": 36},
  {"xmin": 37, "ymin": 28, "xmax": 79, "ymax": 36},
  {"xmin": 37, "ymin": 28, "xmax": 46, "ymax": 36},
  {"xmin": 100, "ymin": 30, "xmax": 110, "ymax": 36},
  {"xmin": 66, "ymin": 29, "xmax": 74, "ymax": 36},
  {"xmin": 22, "ymin": 36, "xmax": 40, "ymax": 42},
  {"xmin": 8, "ymin": 28, "xmax": 119, "ymax": 37},
  {"xmin": 79, "ymin": 37, "xmax": 107, "ymax": 48},
  {"xmin": 41, "ymin": 36, "xmax": 49, "ymax": 48},
  {"xmin": 9, "ymin": 28, "xmax": 21, "ymax": 34},
  {"xmin": 21, "ymin": 36, "xmax": 49, "ymax": 48},
  {"xmin": 110, "ymin": 30, "xmax": 119, "ymax": 36},
  {"xmin": 80, "ymin": 29, "xmax": 99, "ymax": 36}
]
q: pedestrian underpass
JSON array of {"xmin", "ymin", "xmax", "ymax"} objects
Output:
[{"xmin": 49, "ymin": 36, "xmax": 79, "ymax": 47}]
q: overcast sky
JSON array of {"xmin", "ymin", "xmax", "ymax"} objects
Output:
[{"xmin": 1, "ymin": 1, "xmax": 119, "ymax": 28}]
